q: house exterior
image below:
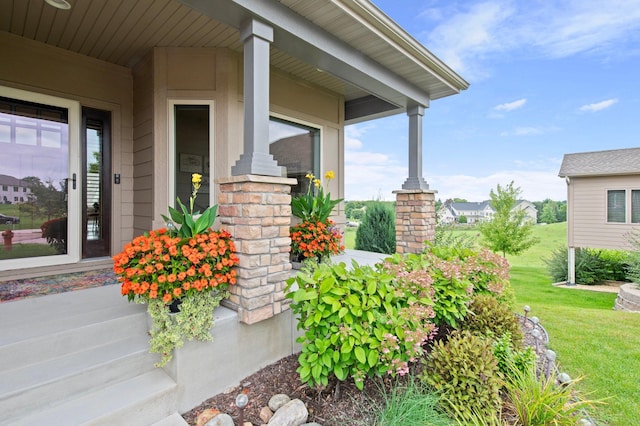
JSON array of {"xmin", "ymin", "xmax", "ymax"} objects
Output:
[
  {"xmin": 0, "ymin": 174, "xmax": 32, "ymax": 204},
  {"xmin": 559, "ymin": 147, "xmax": 640, "ymax": 284},
  {"xmin": 0, "ymin": 0, "xmax": 468, "ymax": 422},
  {"xmin": 439, "ymin": 200, "xmax": 537, "ymax": 224}
]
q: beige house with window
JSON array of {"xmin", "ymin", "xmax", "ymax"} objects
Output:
[
  {"xmin": 0, "ymin": 0, "xmax": 468, "ymax": 423},
  {"xmin": 559, "ymin": 147, "xmax": 640, "ymax": 284}
]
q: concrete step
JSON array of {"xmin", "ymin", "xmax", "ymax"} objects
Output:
[
  {"xmin": 4, "ymin": 369, "xmax": 178, "ymax": 426},
  {"xmin": 0, "ymin": 335, "xmax": 157, "ymax": 420}
]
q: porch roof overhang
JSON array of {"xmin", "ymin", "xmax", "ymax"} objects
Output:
[{"xmin": 0, "ymin": 0, "xmax": 468, "ymax": 124}]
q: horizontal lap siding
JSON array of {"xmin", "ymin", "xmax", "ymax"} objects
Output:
[{"xmin": 571, "ymin": 176, "xmax": 640, "ymax": 250}]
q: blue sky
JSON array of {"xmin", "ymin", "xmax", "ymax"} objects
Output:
[{"xmin": 345, "ymin": 0, "xmax": 640, "ymax": 202}]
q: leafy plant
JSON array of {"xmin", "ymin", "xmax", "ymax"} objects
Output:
[
  {"xmin": 492, "ymin": 332, "xmax": 536, "ymax": 378},
  {"xmin": 374, "ymin": 378, "xmax": 453, "ymax": 426},
  {"xmin": 461, "ymin": 294, "xmax": 523, "ymax": 347},
  {"xmin": 285, "ymin": 261, "xmax": 437, "ymax": 390},
  {"xmin": 432, "ymin": 223, "xmax": 476, "ymax": 249},
  {"xmin": 355, "ymin": 202, "xmax": 396, "ymax": 254},
  {"xmin": 504, "ymin": 363, "xmax": 601, "ymax": 425},
  {"xmin": 291, "ymin": 171, "xmax": 342, "ymax": 223},
  {"xmin": 421, "ymin": 330, "xmax": 502, "ymax": 422},
  {"xmin": 545, "ymin": 247, "xmax": 629, "ymax": 284},
  {"xmin": 162, "ymin": 173, "xmax": 217, "ymax": 238},
  {"xmin": 147, "ymin": 289, "xmax": 226, "ymax": 367}
]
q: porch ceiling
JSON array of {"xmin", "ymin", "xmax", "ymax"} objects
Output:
[{"xmin": 0, "ymin": 0, "xmax": 468, "ymax": 122}]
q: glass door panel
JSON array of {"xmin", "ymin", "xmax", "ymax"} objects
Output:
[
  {"xmin": 82, "ymin": 108, "xmax": 111, "ymax": 258},
  {"xmin": 0, "ymin": 96, "xmax": 69, "ymax": 260}
]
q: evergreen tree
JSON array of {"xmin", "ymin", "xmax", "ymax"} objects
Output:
[{"xmin": 355, "ymin": 202, "xmax": 396, "ymax": 254}]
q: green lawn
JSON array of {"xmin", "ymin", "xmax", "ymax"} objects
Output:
[{"xmin": 506, "ymin": 223, "xmax": 638, "ymax": 425}]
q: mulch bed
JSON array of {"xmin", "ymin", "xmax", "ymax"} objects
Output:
[{"xmin": 183, "ymin": 318, "xmax": 549, "ymax": 425}]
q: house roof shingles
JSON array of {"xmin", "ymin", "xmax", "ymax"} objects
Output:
[{"xmin": 558, "ymin": 147, "xmax": 640, "ymax": 177}]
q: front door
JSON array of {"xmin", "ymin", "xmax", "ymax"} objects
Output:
[{"xmin": 0, "ymin": 87, "xmax": 82, "ymax": 271}]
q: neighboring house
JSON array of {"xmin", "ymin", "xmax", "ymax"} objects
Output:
[
  {"xmin": 0, "ymin": 0, "xmax": 468, "ymax": 423},
  {"xmin": 439, "ymin": 200, "xmax": 537, "ymax": 224},
  {"xmin": 0, "ymin": 174, "xmax": 32, "ymax": 204},
  {"xmin": 559, "ymin": 147, "xmax": 640, "ymax": 284}
]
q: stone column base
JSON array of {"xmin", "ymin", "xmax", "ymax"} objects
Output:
[
  {"xmin": 217, "ymin": 174, "xmax": 297, "ymax": 324},
  {"xmin": 393, "ymin": 189, "xmax": 437, "ymax": 254}
]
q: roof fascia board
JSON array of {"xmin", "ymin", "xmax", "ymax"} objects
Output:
[
  {"xmin": 178, "ymin": 0, "xmax": 435, "ymax": 108},
  {"xmin": 336, "ymin": 0, "xmax": 469, "ymax": 92}
]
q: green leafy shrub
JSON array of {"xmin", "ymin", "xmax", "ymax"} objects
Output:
[
  {"xmin": 432, "ymin": 223, "xmax": 476, "ymax": 249},
  {"xmin": 421, "ymin": 330, "xmax": 502, "ymax": 422},
  {"xmin": 355, "ymin": 202, "xmax": 396, "ymax": 254},
  {"xmin": 383, "ymin": 252, "xmax": 471, "ymax": 328},
  {"xmin": 504, "ymin": 364, "xmax": 601, "ymax": 425},
  {"xmin": 461, "ymin": 294, "xmax": 523, "ymax": 347},
  {"xmin": 285, "ymin": 261, "xmax": 437, "ymax": 390},
  {"xmin": 545, "ymin": 247, "xmax": 630, "ymax": 284},
  {"xmin": 492, "ymin": 332, "xmax": 536, "ymax": 378}
]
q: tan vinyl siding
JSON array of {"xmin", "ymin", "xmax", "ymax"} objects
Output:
[
  {"xmin": 132, "ymin": 52, "xmax": 155, "ymax": 235},
  {"xmin": 570, "ymin": 175, "xmax": 640, "ymax": 250}
]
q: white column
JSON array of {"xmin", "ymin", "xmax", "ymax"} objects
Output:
[
  {"xmin": 402, "ymin": 104, "xmax": 430, "ymax": 190},
  {"xmin": 232, "ymin": 19, "xmax": 283, "ymax": 177},
  {"xmin": 568, "ymin": 246, "xmax": 576, "ymax": 285}
]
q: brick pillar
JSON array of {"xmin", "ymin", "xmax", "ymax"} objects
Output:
[
  {"xmin": 393, "ymin": 189, "xmax": 437, "ymax": 254},
  {"xmin": 217, "ymin": 175, "xmax": 297, "ymax": 324}
]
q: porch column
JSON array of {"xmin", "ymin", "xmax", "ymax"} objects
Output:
[
  {"xmin": 217, "ymin": 175, "xmax": 297, "ymax": 324},
  {"xmin": 401, "ymin": 104, "xmax": 429, "ymax": 190},
  {"xmin": 232, "ymin": 19, "xmax": 283, "ymax": 177},
  {"xmin": 567, "ymin": 247, "xmax": 576, "ymax": 285},
  {"xmin": 394, "ymin": 189, "xmax": 437, "ymax": 254}
]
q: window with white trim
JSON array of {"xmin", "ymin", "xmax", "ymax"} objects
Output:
[{"xmin": 607, "ymin": 190, "xmax": 626, "ymax": 223}]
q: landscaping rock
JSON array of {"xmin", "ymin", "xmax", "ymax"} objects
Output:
[
  {"xmin": 268, "ymin": 393, "xmax": 291, "ymax": 412},
  {"xmin": 260, "ymin": 406, "xmax": 274, "ymax": 423},
  {"xmin": 204, "ymin": 413, "xmax": 234, "ymax": 426},
  {"xmin": 267, "ymin": 399, "xmax": 308, "ymax": 426},
  {"xmin": 196, "ymin": 408, "xmax": 221, "ymax": 426}
]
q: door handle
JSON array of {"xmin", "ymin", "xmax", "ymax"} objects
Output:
[{"xmin": 72, "ymin": 173, "xmax": 76, "ymax": 190}]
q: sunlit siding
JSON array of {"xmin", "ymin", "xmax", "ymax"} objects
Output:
[{"xmin": 570, "ymin": 175, "xmax": 640, "ymax": 250}]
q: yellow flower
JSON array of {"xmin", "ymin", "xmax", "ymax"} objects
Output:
[
  {"xmin": 325, "ymin": 170, "xmax": 335, "ymax": 180},
  {"xmin": 305, "ymin": 173, "xmax": 315, "ymax": 180},
  {"xmin": 191, "ymin": 173, "xmax": 202, "ymax": 191},
  {"xmin": 314, "ymin": 179, "xmax": 321, "ymax": 188}
]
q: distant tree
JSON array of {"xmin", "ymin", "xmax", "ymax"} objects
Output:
[
  {"xmin": 539, "ymin": 201, "xmax": 558, "ymax": 224},
  {"xmin": 458, "ymin": 215, "xmax": 468, "ymax": 224},
  {"xmin": 355, "ymin": 202, "xmax": 395, "ymax": 254},
  {"xmin": 556, "ymin": 201, "xmax": 567, "ymax": 222},
  {"xmin": 345, "ymin": 201, "xmax": 365, "ymax": 219},
  {"xmin": 478, "ymin": 181, "xmax": 539, "ymax": 257},
  {"xmin": 453, "ymin": 198, "xmax": 468, "ymax": 203},
  {"xmin": 350, "ymin": 209, "xmax": 364, "ymax": 221}
]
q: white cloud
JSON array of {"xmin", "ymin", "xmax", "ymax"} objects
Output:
[
  {"xmin": 421, "ymin": 0, "xmax": 640, "ymax": 80},
  {"xmin": 494, "ymin": 98, "xmax": 526, "ymax": 111},
  {"xmin": 579, "ymin": 98, "xmax": 619, "ymax": 112}
]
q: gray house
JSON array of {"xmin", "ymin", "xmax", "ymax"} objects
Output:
[{"xmin": 559, "ymin": 147, "xmax": 640, "ymax": 284}]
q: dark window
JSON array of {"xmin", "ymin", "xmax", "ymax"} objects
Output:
[{"xmin": 269, "ymin": 117, "xmax": 320, "ymax": 197}]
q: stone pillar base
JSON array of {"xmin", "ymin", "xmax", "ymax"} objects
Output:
[
  {"xmin": 217, "ymin": 174, "xmax": 297, "ymax": 324},
  {"xmin": 393, "ymin": 189, "xmax": 437, "ymax": 254}
]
